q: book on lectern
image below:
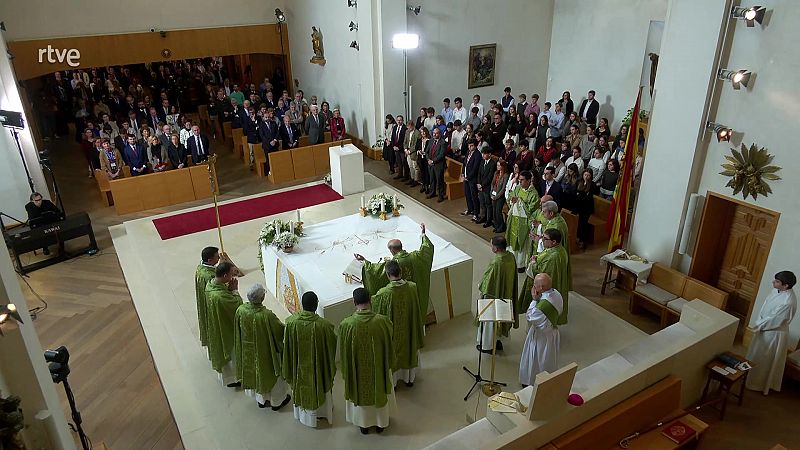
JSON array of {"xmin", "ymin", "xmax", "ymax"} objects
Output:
[{"xmin": 477, "ymin": 299, "xmax": 513, "ymax": 322}]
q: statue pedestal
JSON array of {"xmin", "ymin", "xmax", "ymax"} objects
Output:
[{"xmin": 310, "ymin": 56, "xmax": 326, "ymax": 66}]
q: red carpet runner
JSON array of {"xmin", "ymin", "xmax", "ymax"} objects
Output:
[{"xmin": 152, "ymin": 184, "xmax": 343, "ymax": 240}]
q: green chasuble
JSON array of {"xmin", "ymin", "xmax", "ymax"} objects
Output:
[
  {"xmin": 545, "ymin": 214, "xmax": 570, "ymax": 258},
  {"xmin": 505, "ymin": 186, "xmax": 540, "ymax": 257},
  {"xmin": 282, "ymin": 311, "xmax": 337, "ymax": 410},
  {"xmin": 372, "ymin": 280, "xmax": 424, "ymax": 370},
  {"xmin": 234, "ymin": 303, "xmax": 284, "ymax": 395},
  {"xmin": 206, "ymin": 280, "xmax": 243, "ymax": 372},
  {"xmin": 362, "ymin": 234, "xmax": 435, "ymax": 319},
  {"xmin": 338, "ymin": 309, "xmax": 394, "ymax": 408},
  {"xmin": 478, "ymin": 251, "xmax": 519, "ymax": 334},
  {"xmin": 519, "ymin": 245, "xmax": 572, "ymax": 325},
  {"xmin": 195, "ymin": 264, "xmax": 216, "ymax": 347}
]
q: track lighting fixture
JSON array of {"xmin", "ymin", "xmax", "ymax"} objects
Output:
[
  {"xmin": 349, "ymin": 40, "xmax": 359, "ymax": 51},
  {"xmin": 707, "ymin": 122, "xmax": 733, "ymax": 142},
  {"xmin": 274, "ymin": 8, "xmax": 286, "ymax": 23},
  {"xmin": 347, "ymin": 0, "xmax": 357, "ymax": 7},
  {"xmin": 0, "ymin": 303, "xmax": 22, "ymax": 335},
  {"xmin": 349, "ymin": 21, "xmax": 358, "ymax": 32},
  {"xmin": 731, "ymin": 5, "xmax": 766, "ymax": 27},
  {"xmin": 718, "ymin": 68, "xmax": 752, "ymax": 90},
  {"xmin": 408, "ymin": 5, "xmax": 422, "ymax": 16}
]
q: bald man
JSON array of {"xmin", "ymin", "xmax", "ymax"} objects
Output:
[{"xmin": 519, "ymin": 273, "xmax": 563, "ymax": 387}]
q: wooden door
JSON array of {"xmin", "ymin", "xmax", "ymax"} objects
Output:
[{"xmin": 715, "ymin": 204, "xmax": 778, "ymax": 325}]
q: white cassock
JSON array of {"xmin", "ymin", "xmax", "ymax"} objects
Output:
[
  {"xmin": 745, "ymin": 288, "xmax": 797, "ymax": 394},
  {"xmin": 294, "ymin": 392, "xmax": 334, "ymax": 428},
  {"xmin": 519, "ymin": 289, "xmax": 563, "ymax": 386},
  {"xmin": 345, "ymin": 389, "xmax": 398, "ymax": 429},
  {"xmin": 245, "ymin": 377, "xmax": 289, "ymax": 407}
]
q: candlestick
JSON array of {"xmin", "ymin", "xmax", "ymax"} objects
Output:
[
  {"xmin": 393, "ymin": 194, "xmax": 397, "ymax": 210},
  {"xmin": 296, "ymin": 209, "xmax": 301, "ymax": 223},
  {"xmin": 380, "ymin": 200, "xmax": 385, "ymax": 213},
  {"xmin": 361, "ymin": 195, "xmax": 365, "ymax": 209},
  {"xmin": 290, "ymin": 221, "xmax": 294, "ymax": 234}
]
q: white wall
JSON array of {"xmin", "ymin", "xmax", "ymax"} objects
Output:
[
  {"xmin": 691, "ymin": 0, "xmax": 800, "ymax": 345},
  {"xmin": 406, "ymin": 0, "xmax": 554, "ymax": 114},
  {"xmin": 0, "ymin": 0, "xmax": 285, "ymax": 40},
  {"xmin": 546, "ymin": 0, "xmax": 667, "ymax": 129},
  {"xmin": 0, "ymin": 33, "xmax": 48, "ymax": 221}
]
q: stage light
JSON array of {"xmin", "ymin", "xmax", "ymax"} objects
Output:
[
  {"xmin": 392, "ymin": 33, "xmax": 419, "ymax": 50},
  {"xmin": 349, "ymin": 21, "xmax": 358, "ymax": 32},
  {"xmin": 349, "ymin": 40, "xmax": 359, "ymax": 51},
  {"xmin": 274, "ymin": 8, "xmax": 286, "ymax": 23},
  {"xmin": 718, "ymin": 68, "xmax": 752, "ymax": 90},
  {"xmin": 0, "ymin": 303, "xmax": 22, "ymax": 335},
  {"xmin": 347, "ymin": 0, "xmax": 357, "ymax": 7},
  {"xmin": 408, "ymin": 5, "xmax": 422, "ymax": 16},
  {"xmin": 707, "ymin": 121, "xmax": 733, "ymax": 142},
  {"xmin": 732, "ymin": 5, "xmax": 766, "ymax": 27}
]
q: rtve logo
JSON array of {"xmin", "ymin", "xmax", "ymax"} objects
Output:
[{"xmin": 37, "ymin": 45, "xmax": 81, "ymax": 67}]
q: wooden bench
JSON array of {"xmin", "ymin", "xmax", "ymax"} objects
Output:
[
  {"xmin": 222, "ymin": 122, "xmax": 233, "ymax": 149},
  {"xmin": 94, "ymin": 167, "xmax": 132, "ymax": 206},
  {"xmin": 109, "ymin": 165, "xmax": 217, "ymax": 215},
  {"xmin": 561, "ymin": 208, "xmax": 580, "ymax": 253},
  {"xmin": 267, "ymin": 139, "xmax": 350, "ymax": 185},
  {"xmin": 444, "ymin": 157, "xmax": 465, "ymax": 201},
  {"xmin": 231, "ymin": 127, "xmax": 244, "ymax": 159},
  {"xmin": 197, "ymin": 105, "xmax": 211, "ymax": 132},
  {"xmin": 630, "ymin": 263, "xmax": 728, "ymax": 328},
  {"xmin": 588, "ymin": 195, "xmax": 611, "ymax": 244}
]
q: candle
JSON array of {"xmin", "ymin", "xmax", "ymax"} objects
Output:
[
  {"xmin": 296, "ymin": 209, "xmax": 301, "ymax": 223},
  {"xmin": 361, "ymin": 195, "xmax": 365, "ymax": 209},
  {"xmin": 393, "ymin": 194, "xmax": 397, "ymax": 210},
  {"xmin": 290, "ymin": 221, "xmax": 295, "ymax": 234},
  {"xmin": 380, "ymin": 200, "xmax": 385, "ymax": 213}
]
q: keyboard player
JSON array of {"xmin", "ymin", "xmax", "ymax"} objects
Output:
[{"xmin": 24, "ymin": 192, "xmax": 63, "ymax": 255}]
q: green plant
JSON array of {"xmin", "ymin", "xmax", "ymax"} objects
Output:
[
  {"xmin": 720, "ymin": 143, "xmax": 781, "ymax": 200},
  {"xmin": 622, "ymin": 108, "xmax": 649, "ymax": 126},
  {"xmin": 257, "ymin": 219, "xmax": 303, "ymax": 270},
  {"xmin": 365, "ymin": 192, "xmax": 403, "ymax": 216}
]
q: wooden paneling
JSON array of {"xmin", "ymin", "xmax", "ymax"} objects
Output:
[
  {"xmin": 232, "ymin": 128, "xmax": 245, "ymax": 159},
  {"xmin": 189, "ymin": 165, "xmax": 215, "ymax": 199},
  {"xmin": 8, "ymin": 24, "xmax": 289, "ymax": 80},
  {"xmin": 268, "ymin": 150, "xmax": 295, "ymax": 184},
  {"xmin": 162, "ymin": 169, "xmax": 196, "ymax": 205},
  {"xmin": 689, "ymin": 194, "xmax": 734, "ymax": 283},
  {"xmin": 139, "ymin": 173, "xmax": 172, "ymax": 211},
  {"xmin": 291, "ymin": 146, "xmax": 316, "ymax": 180},
  {"xmin": 312, "ymin": 143, "xmax": 332, "ymax": 175},
  {"xmin": 111, "ymin": 176, "xmax": 145, "ymax": 215},
  {"xmin": 110, "ymin": 167, "xmax": 213, "ymax": 215}
]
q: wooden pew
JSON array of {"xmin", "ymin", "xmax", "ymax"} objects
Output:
[
  {"xmin": 231, "ymin": 127, "xmax": 244, "ymax": 159},
  {"xmin": 94, "ymin": 167, "xmax": 132, "ymax": 206},
  {"xmin": 241, "ymin": 135, "xmax": 252, "ymax": 168},
  {"xmin": 268, "ymin": 149, "xmax": 295, "ymax": 184},
  {"xmin": 588, "ymin": 195, "xmax": 612, "ymax": 244},
  {"xmin": 222, "ymin": 122, "xmax": 233, "ymax": 150},
  {"xmin": 197, "ymin": 105, "xmax": 211, "ymax": 131},
  {"xmin": 444, "ymin": 157, "xmax": 465, "ymax": 200},
  {"xmin": 291, "ymin": 145, "xmax": 315, "ymax": 180},
  {"xmin": 267, "ymin": 139, "xmax": 352, "ymax": 184},
  {"xmin": 109, "ymin": 165, "xmax": 216, "ymax": 215},
  {"xmin": 561, "ymin": 208, "xmax": 580, "ymax": 253}
]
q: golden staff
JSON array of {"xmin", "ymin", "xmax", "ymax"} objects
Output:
[{"xmin": 206, "ymin": 155, "xmax": 244, "ymax": 276}]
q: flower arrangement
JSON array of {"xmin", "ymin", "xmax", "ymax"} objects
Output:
[
  {"xmin": 363, "ymin": 192, "xmax": 403, "ymax": 217},
  {"xmin": 258, "ymin": 219, "xmax": 304, "ymax": 270},
  {"xmin": 622, "ymin": 108, "xmax": 649, "ymax": 126},
  {"xmin": 373, "ymin": 133, "xmax": 385, "ymax": 149},
  {"xmin": 273, "ymin": 231, "xmax": 299, "ymax": 252},
  {"xmin": 323, "ymin": 173, "xmax": 332, "ymax": 185}
]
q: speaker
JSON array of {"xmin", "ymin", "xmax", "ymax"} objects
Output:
[{"xmin": 0, "ymin": 109, "xmax": 24, "ymax": 129}]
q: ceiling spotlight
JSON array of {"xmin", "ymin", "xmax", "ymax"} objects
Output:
[
  {"xmin": 718, "ymin": 68, "xmax": 752, "ymax": 90},
  {"xmin": 349, "ymin": 21, "xmax": 358, "ymax": 32},
  {"xmin": 275, "ymin": 8, "xmax": 286, "ymax": 23},
  {"xmin": 0, "ymin": 303, "xmax": 23, "ymax": 335},
  {"xmin": 731, "ymin": 5, "xmax": 766, "ymax": 27},
  {"xmin": 349, "ymin": 40, "xmax": 359, "ymax": 51},
  {"xmin": 408, "ymin": 5, "xmax": 422, "ymax": 16},
  {"xmin": 347, "ymin": 0, "xmax": 357, "ymax": 7},
  {"xmin": 706, "ymin": 121, "xmax": 733, "ymax": 142}
]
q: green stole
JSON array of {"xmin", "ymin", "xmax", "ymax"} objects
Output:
[
  {"xmin": 362, "ymin": 234, "xmax": 435, "ymax": 319},
  {"xmin": 505, "ymin": 186, "xmax": 540, "ymax": 255},
  {"xmin": 234, "ymin": 303, "xmax": 284, "ymax": 394},
  {"xmin": 372, "ymin": 280, "xmax": 425, "ymax": 370},
  {"xmin": 205, "ymin": 280, "xmax": 243, "ymax": 372},
  {"xmin": 338, "ymin": 309, "xmax": 394, "ymax": 408},
  {"xmin": 195, "ymin": 264, "xmax": 215, "ymax": 347},
  {"xmin": 282, "ymin": 311, "xmax": 337, "ymax": 410},
  {"xmin": 478, "ymin": 251, "xmax": 519, "ymax": 334},
  {"xmin": 535, "ymin": 297, "xmax": 560, "ymax": 329}
]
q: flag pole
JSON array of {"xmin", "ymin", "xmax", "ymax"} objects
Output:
[{"xmin": 206, "ymin": 155, "xmax": 244, "ymax": 276}]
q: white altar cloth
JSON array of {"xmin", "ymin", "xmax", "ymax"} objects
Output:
[{"xmin": 262, "ymin": 214, "xmax": 473, "ymax": 325}]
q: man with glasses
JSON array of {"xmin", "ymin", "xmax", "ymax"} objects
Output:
[
  {"xmin": 25, "ymin": 192, "xmax": 63, "ymax": 255},
  {"xmin": 518, "ymin": 228, "xmax": 571, "ymax": 326},
  {"xmin": 506, "ymin": 171, "xmax": 540, "ymax": 270}
]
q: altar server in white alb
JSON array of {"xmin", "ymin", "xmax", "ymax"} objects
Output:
[
  {"xmin": 746, "ymin": 270, "xmax": 797, "ymax": 395},
  {"xmin": 519, "ymin": 273, "xmax": 563, "ymax": 387}
]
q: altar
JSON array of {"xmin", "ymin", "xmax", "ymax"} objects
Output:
[{"xmin": 262, "ymin": 213, "xmax": 473, "ymax": 326}]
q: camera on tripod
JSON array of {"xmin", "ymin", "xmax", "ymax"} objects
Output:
[{"xmin": 44, "ymin": 345, "xmax": 70, "ymax": 383}]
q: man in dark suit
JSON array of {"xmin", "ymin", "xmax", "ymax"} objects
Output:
[
  {"xmin": 389, "ymin": 115, "xmax": 408, "ymax": 180},
  {"xmin": 123, "ymin": 134, "xmax": 148, "ymax": 176},
  {"xmin": 578, "ymin": 90, "xmax": 600, "ymax": 125},
  {"xmin": 475, "ymin": 147, "xmax": 497, "ymax": 225},
  {"xmin": 488, "ymin": 113, "xmax": 507, "ymax": 153},
  {"xmin": 187, "ymin": 125, "xmax": 212, "ymax": 164},
  {"xmin": 304, "ymin": 104, "xmax": 325, "ymax": 145},
  {"xmin": 540, "ymin": 166, "xmax": 562, "ymax": 205},
  {"xmin": 243, "ymin": 108, "xmax": 260, "ymax": 170},
  {"xmin": 425, "ymin": 128, "xmax": 448, "ymax": 202},
  {"xmin": 279, "ymin": 115, "xmax": 299, "ymax": 149},
  {"xmin": 147, "ymin": 107, "xmax": 161, "ymax": 131},
  {"xmin": 258, "ymin": 108, "xmax": 279, "ymax": 173},
  {"xmin": 461, "ymin": 139, "xmax": 481, "ymax": 219}
]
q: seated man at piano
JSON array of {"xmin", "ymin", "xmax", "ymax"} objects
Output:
[{"xmin": 25, "ymin": 192, "xmax": 63, "ymax": 255}]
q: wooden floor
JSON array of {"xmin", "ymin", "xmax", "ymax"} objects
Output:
[{"xmin": 18, "ymin": 134, "xmax": 799, "ymax": 450}]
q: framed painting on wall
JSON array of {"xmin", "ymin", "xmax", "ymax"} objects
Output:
[{"xmin": 468, "ymin": 43, "xmax": 496, "ymax": 89}]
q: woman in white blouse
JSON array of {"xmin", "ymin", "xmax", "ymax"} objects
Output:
[{"xmin": 587, "ymin": 147, "xmax": 608, "ymax": 184}]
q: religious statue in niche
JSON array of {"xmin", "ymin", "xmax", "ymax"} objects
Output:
[
  {"xmin": 648, "ymin": 52, "xmax": 659, "ymax": 97},
  {"xmin": 720, "ymin": 143, "xmax": 782, "ymax": 200},
  {"xmin": 310, "ymin": 27, "xmax": 326, "ymax": 66}
]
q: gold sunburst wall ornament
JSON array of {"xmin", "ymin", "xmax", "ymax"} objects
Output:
[{"xmin": 720, "ymin": 143, "xmax": 781, "ymax": 200}]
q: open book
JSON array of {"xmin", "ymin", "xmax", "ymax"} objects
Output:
[
  {"xmin": 342, "ymin": 259, "xmax": 363, "ymax": 284},
  {"xmin": 477, "ymin": 299, "xmax": 513, "ymax": 322}
]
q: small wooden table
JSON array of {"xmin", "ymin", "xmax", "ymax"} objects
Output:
[
  {"xmin": 599, "ymin": 250, "xmax": 653, "ymax": 295},
  {"xmin": 700, "ymin": 352, "xmax": 752, "ymax": 419},
  {"xmin": 611, "ymin": 413, "xmax": 708, "ymax": 449}
]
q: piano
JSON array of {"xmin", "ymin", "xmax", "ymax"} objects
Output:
[{"xmin": 3, "ymin": 212, "xmax": 98, "ymax": 274}]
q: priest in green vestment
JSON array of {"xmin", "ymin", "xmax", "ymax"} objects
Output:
[
  {"xmin": 357, "ymin": 222, "xmax": 434, "ymax": 320},
  {"xmin": 505, "ymin": 171, "xmax": 540, "ymax": 269},
  {"xmin": 195, "ymin": 246, "xmax": 219, "ymax": 348},
  {"xmin": 519, "ymin": 273, "xmax": 563, "ymax": 387},
  {"xmin": 282, "ymin": 291, "xmax": 337, "ymax": 428},
  {"xmin": 477, "ymin": 236, "xmax": 518, "ymax": 352},
  {"xmin": 530, "ymin": 200, "xmax": 570, "ymax": 259},
  {"xmin": 339, "ymin": 287, "xmax": 396, "ymax": 434},
  {"xmin": 371, "ymin": 260, "xmax": 424, "ymax": 387},
  {"xmin": 519, "ymin": 229, "xmax": 571, "ymax": 325},
  {"xmin": 234, "ymin": 283, "xmax": 291, "ymax": 411},
  {"xmin": 206, "ymin": 262, "xmax": 244, "ymax": 386}
]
